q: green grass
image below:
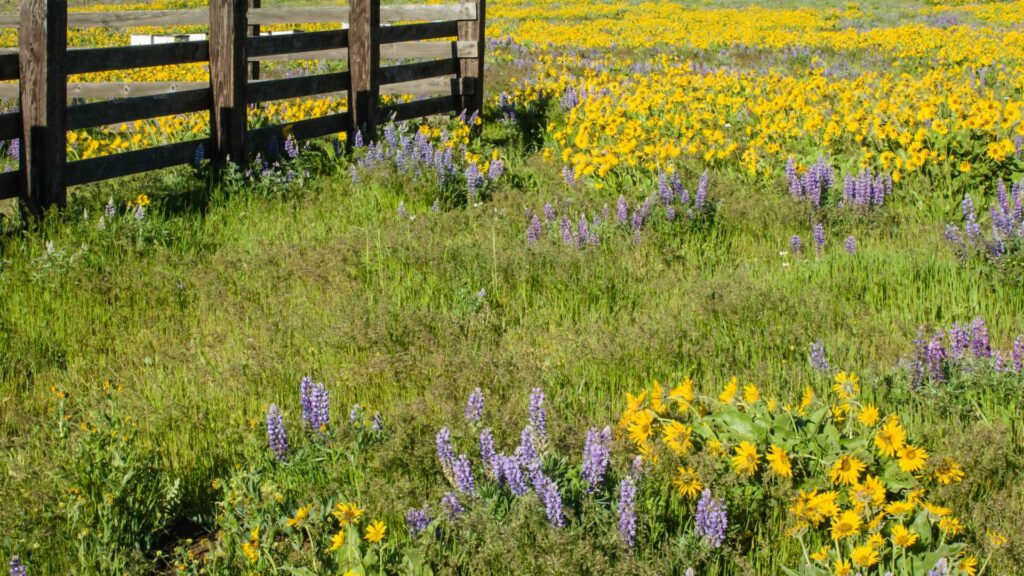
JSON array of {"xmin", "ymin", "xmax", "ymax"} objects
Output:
[
  {"xmin": 2, "ymin": 0, "xmax": 1024, "ymax": 573},
  {"xmin": 1, "ymin": 126, "xmax": 1023, "ymax": 571}
]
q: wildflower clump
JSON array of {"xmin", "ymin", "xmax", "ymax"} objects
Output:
[{"xmin": 616, "ymin": 372, "xmax": 981, "ymax": 574}]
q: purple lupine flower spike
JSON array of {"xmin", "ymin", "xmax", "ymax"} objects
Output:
[
  {"xmin": 537, "ymin": 474, "xmax": 564, "ymax": 527},
  {"xmin": 311, "ymin": 383, "xmax": 329, "ymax": 431},
  {"xmin": 560, "ymin": 216, "xmax": 573, "ymax": 245},
  {"xmin": 441, "ymin": 492, "xmax": 463, "ymax": 518},
  {"xmin": 529, "ymin": 388, "xmax": 547, "ymax": 440},
  {"xmin": 790, "ymin": 235, "xmax": 802, "ymax": 257},
  {"xmin": 582, "ymin": 426, "xmax": 612, "ymax": 493},
  {"xmin": 406, "ymin": 506, "xmax": 431, "ymax": 539},
  {"xmin": 617, "ymin": 476, "xmax": 637, "ymax": 547},
  {"xmin": 614, "ymin": 196, "xmax": 630, "ymax": 224},
  {"xmin": 465, "ymin": 388, "xmax": 484, "ymax": 422},
  {"xmin": 694, "ymin": 170, "xmax": 709, "ymax": 212},
  {"xmin": 500, "ymin": 455, "xmax": 529, "ymax": 496},
  {"xmin": 479, "ymin": 428, "xmax": 497, "ymax": 476},
  {"xmin": 1009, "ymin": 335, "xmax": 1024, "ymax": 373},
  {"xmin": 453, "ymin": 454, "xmax": 476, "ymax": 495},
  {"xmin": 695, "ymin": 489, "xmax": 728, "ymax": 548},
  {"xmin": 436, "ymin": 427, "xmax": 456, "ymax": 477},
  {"xmin": 527, "ymin": 214, "xmax": 542, "ymax": 243},
  {"xmin": 971, "ymin": 317, "xmax": 991, "ymax": 358},
  {"xmin": 949, "ymin": 322, "xmax": 970, "ymax": 359},
  {"xmin": 809, "ymin": 341, "xmax": 829, "ymax": 372},
  {"xmin": 267, "ymin": 404, "xmax": 288, "ymax": 461},
  {"xmin": 844, "ymin": 235, "xmax": 856, "ymax": 254},
  {"xmin": 925, "ymin": 331, "xmax": 947, "ymax": 382},
  {"xmin": 812, "ymin": 223, "xmax": 825, "ymax": 255}
]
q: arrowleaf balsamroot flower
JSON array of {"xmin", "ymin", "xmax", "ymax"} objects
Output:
[
  {"xmin": 766, "ymin": 445, "xmax": 793, "ymax": 478},
  {"xmin": 829, "ymin": 454, "xmax": 866, "ymax": 486},
  {"xmin": 897, "ymin": 444, "xmax": 929, "ymax": 472},
  {"xmin": 731, "ymin": 441, "xmax": 760, "ymax": 476},
  {"xmin": 364, "ymin": 520, "xmax": 387, "ymax": 543},
  {"xmin": 673, "ymin": 466, "xmax": 702, "ymax": 499},
  {"xmin": 875, "ymin": 417, "xmax": 906, "ymax": 458},
  {"xmin": 830, "ymin": 509, "xmax": 862, "ymax": 540},
  {"xmin": 891, "ymin": 524, "xmax": 919, "ymax": 548},
  {"xmin": 332, "ymin": 502, "xmax": 363, "ymax": 526}
]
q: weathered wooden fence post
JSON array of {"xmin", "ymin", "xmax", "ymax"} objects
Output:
[
  {"xmin": 458, "ymin": 0, "xmax": 485, "ymax": 117},
  {"xmin": 347, "ymin": 0, "xmax": 379, "ymax": 143},
  {"xmin": 248, "ymin": 0, "xmax": 260, "ymax": 81},
  {"xmin": 209, "ymin": 0, "xmax": 248, "ymax": 166},
  {"xmin": 19, "ymin": 0, "xmax": 68, "ymax": 214}
]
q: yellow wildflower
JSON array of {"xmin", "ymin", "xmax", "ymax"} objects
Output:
[
  {"xmin": 731, "ymin": 441, "xmax": 759, "ymax": 476},
  {"xmin": 766, "ymin": 445, "xmax": 793, "ymax": 478}
]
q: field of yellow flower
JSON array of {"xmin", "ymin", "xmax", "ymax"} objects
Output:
[{"xmin": 1, "ymin": 1, "xmax": 1023, "ymax": 575}]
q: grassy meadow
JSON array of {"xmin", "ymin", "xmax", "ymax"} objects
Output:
[{"xmin": 2, "ymin": 0, "xmax": 1024, "ymax": 574}]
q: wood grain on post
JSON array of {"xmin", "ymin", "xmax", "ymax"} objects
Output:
[
  {"xmin": 457, "ymin": 0, "xmax": 484, "ymax": 117},
  {"xmin": 347, "ymin": 0, "xmax": 379, "ymax": 143},
  {"xmin": 19, "ymin": 0, "xmax": 68, "ymax": 212},
  {"xmin": 209, "ymin": 0, "xmax": 248, "ymax": 165}
]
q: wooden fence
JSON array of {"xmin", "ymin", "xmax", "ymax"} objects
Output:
[{"xmin": 0, "ymin": 0, "xmax": 486, "ymax": 214}]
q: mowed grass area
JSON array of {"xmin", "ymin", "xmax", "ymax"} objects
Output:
[{"xmin": 2, "ymin": 0, "xmax": 1024, "ymax": 574}]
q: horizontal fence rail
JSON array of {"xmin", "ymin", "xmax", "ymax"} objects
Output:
[{"xmin": 0, "ymin": 0, "xmax": 486, "ymax": 213}]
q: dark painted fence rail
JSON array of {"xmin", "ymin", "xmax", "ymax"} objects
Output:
[{"xmin": 0, "ymin": 0, "xmax": 486, "ymax": 214}]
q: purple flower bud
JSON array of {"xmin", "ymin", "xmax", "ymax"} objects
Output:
[
  {"xmin": 844, "ymin": 235, "xmax": 856, "ymax": 254},
  {"xmin": 790, "ymin": 235, "xmax": 802, "ymax": 257},
  {"xmin": 267, "ymin": 404, "xmax": 288, "ymax": 461}
]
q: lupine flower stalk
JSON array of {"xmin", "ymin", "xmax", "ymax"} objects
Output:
[
  {"xmin": 618, "ymin": 476, "xmax": 637, "ymax": 547},
  {"xmin": 581, "ymin": 426, "xmax": 612, "ymax": 493},
  {"xmin": 695, "ymin": 489, "xmax": 728, "ymax": 548},
  {"xmin": 267, "ymin": 404, "xmax": 288, "ymax": 461}
]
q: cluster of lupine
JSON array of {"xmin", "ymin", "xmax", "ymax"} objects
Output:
[
  {"xmin": 909, "ymin": 317, "xmax": 1024, "ymax": 389},
  {"xmin": 945, "ymin": 179, "xmax": 1024, "ymax": 261},
  {"xmin": 526, "ymin": 170, "xmax": 714, "ymax": 247},
  {"xmin": 299, "ymin": 376, "xmax": 330, "ymax": 432},
  {"xmin": 266, "ymin": 377, "xmax": 383, "ymax": 461},
  {"xmin": 787, "ymin": 157, "xmax": 892, "ymax": 210},
  {"xmin": 617, "ymin": 371, "xmax": 994, "ymax": 574},
  {"xmin": 351, "ymin": 117, "xmax": 504, "ymax": 202},
  {"xmin": 426, "ymin": 387, "xmax": 568, "ymax": 529}
]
